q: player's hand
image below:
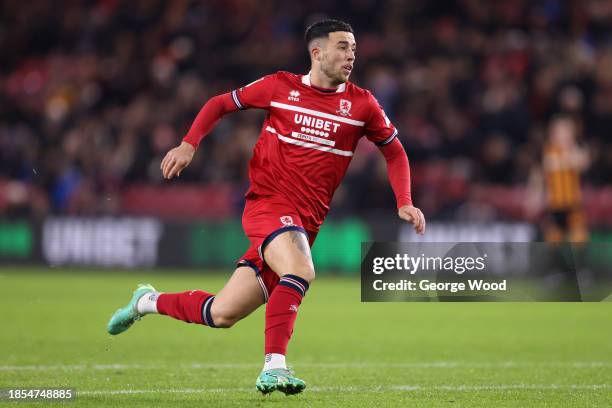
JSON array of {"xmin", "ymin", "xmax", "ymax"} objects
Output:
[
  {"xmin": 161, "ymin": 141, "xmax": 195, "ymax": 180},
  {"xmin": 398, "ymin": 205, "xmax": 426, "ymax": 235}
]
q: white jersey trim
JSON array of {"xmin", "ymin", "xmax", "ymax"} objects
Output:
[
  {"xmin": 270, "ymin": 101, "xmax": 365, "ymax": 127},
  {"xmin": 231, "ymin": 90, "xmax": 244, "ymax": 110},
  {"xmin": 301, "ymin": 72, "xmax": 347, "ymax": 93},
  {"xmin": 375, "ymin": 128, "xmax": 398, "ymax": 146},
  {"xmin": 265, "ymin": 126, "xmax": 353, "ymax": 157}
]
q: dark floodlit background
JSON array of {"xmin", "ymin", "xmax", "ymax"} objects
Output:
[
  {"xmin": 2, "ymin": 2, "xmax": 612, "ymax": 406},
  {"xmin": 1, "ymin": 0, "xmax": 612, "ymax": 272}
]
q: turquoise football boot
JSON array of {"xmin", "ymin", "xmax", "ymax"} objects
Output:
[
  {"xmin": 256, "ymin": 368, "xmax": 306, "ymax": 395},
  {"xmin": 107, "ymin": 284, "xmax": 156, "ymax": 335}
]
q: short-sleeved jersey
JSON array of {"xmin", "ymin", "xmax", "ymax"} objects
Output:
[{"xmin": 232, "ymin": 71, "xmax": 398, "ymax": 231}]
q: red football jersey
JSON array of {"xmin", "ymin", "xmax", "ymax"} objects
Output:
[{"xmin": 231, "ymin": 71, "xmax": 398, "ymax": 231}]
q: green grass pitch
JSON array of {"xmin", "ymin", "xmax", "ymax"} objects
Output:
[{"xmin": 1, "ymin": 267, "xmax": 611, "ymax": 407}]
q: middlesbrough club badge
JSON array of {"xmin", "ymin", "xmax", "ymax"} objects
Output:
[
  {"xmin": 280, "ymin": 216, "xmax": 294, "ymax": 226},
  {"xmin": 337, "ymin": 99, "xmax": 352, "ymax": 116}
]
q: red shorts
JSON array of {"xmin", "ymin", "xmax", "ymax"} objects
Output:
[{"xmin": 236, "ymin": 195, "xmax": 318, "ymax": 302}]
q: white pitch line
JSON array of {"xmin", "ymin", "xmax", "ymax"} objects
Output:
[
  {"xmin": 1, "ymin": 361, "xmax": 612, "ymax": 371},
  {"xmin": 79, "ymin": 388, "xmax": 251, "ymax": 396},
  {"xmin": 77, "ymin": 384, "xmax": 612, "ymax": 396}
]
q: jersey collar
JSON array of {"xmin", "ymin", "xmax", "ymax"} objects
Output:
[{"xmin": 302, "ymin": 72, "xmax": 347, "ymax": 93}]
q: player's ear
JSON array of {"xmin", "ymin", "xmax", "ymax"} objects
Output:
[
  {"xmin": 309, "ymin": 39, "xmax": 323, "ymax": 62},
  {"xmin": 308, "ymin": 46, "xmax": 317, "ymax": 62},
  {"xmin": 311, "ymin": 47, "xmax": 320, "ymax": 62}
]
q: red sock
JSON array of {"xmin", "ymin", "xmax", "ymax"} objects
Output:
[
  {"xmin": 265, "ymin": 274, "xmax": 309, "ymax": 355},
  {"xmin": 157, "ymin": 290, "xmax": 217, "ymax": 327}
]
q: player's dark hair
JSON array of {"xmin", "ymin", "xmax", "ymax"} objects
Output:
[{"xmin": 304, "ymin": 19, "xmax": 353, "ymax": 47}]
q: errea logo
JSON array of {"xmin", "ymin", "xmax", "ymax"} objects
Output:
[{"xmin": 288, "ymin": 90, "xmax": 300, "ymax": 102}]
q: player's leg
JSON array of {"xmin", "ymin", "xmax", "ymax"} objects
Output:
[
  {"xmin": 256, "ymin": 227, "xmax": 315, "ymax": 395},
  {"xmin": 209, "ymin": 266, "xmax": 266, "ymax": 328},
  {"xmin": 240, "ymin": 196, "xmax": 314, "ymax": 394},
  {"xmin": 263, "ymin": 228, "xmax": 315, "ymax": 357},
  {"xmin": 107, "ymin": 266, "xmax": 265, "ymax": 334},
  {"xmin": 264, "ymin": 228, "xmax": 315, "ymax": 282},
  {"xmin": 569, "ymin": 209, "xmax": 588, "ymax": 242},
  {"xmin": 543, "ymin": 211, "xmax": 564, "ymax": 243}
]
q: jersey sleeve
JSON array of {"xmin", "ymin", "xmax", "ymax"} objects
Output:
[
  {"xmin": 379, "ymin": 137, "xmax": 413, "ymax": 208},
  {"xmin": 364, "ymin": 92, "xmax": 398, "ymax": 146},
  {"xmin": 231, "ymin": 74, "xmax": 278, "ymax": 110}
]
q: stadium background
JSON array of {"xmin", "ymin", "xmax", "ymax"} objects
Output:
[{"xmin": 1, "ymin": 1, "xmax": 611, "ymax": 406}]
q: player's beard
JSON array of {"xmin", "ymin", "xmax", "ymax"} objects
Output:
[{"xmin": 321, "ymin": 62, "xmax": 347, "ymax": 86}]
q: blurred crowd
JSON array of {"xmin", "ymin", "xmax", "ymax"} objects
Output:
[{"xmin": 1, "ymin": 0, "xmax": 611, "ymax": 219}]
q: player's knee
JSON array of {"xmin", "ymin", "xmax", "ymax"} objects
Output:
[
  {"xmin": 303, "ymin": 265, "xmax": 316, "ymax": 283},
  {"xmin": 210, "ymin": 304, "xmax": 241, "ymax": 329},
  {"xmin": 286, "ymin": 263, "xmax": 316, "ymax": 284},
  {"xmin": 212, "ymin": 315, "xmax": 238, "ymax": 328}
]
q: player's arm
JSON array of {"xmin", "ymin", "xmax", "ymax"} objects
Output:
[
  {"xmin": 378, "ymin": 138, "xmax": 425, "ymax": 235},
  {"xmin": 365, "ymin": 92, "xmax": 425, "ymax": 234},
  {"xmin": 162, "ymin": 74, "xmax": 277, "ymax": 179},
  {"xmin": 162, "ymin": 93, "xmax": 237, "ymax": 179},
  {"xmin": 525, "ymin": 165, "xmax": 545, "ymax": 219},
  {"xmin": 570, "ymin": 145, "xmax": 590, "ymax": 172}
]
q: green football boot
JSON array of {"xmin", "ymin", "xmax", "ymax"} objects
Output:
[
  {"xmin": 107, "ymin": 284, "xmax": 156, "ymax": 335},
  {"xmin": 255, "ymin": 368, "xmax": 306, "ymax": 395}
]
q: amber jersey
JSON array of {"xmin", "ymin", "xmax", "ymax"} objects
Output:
[
  {"xmin": 543, "ymin": 145, "xmax": 582, "ymax": 210},
  {"xmin": 230, "ymin": 71, "xmax": 398, "ymax": 231}
]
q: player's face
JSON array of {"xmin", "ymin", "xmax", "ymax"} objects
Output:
[
  {"xmin": 320, "ymin": 31, "xmax": 356, "ymax": 84},
  {"xmin": 550, "ymin": 119, "xmax": 575, "ymax": 149}
]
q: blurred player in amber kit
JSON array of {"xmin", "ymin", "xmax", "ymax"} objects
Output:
[{"xmin": 528, "ymin": 115, "xmax": 590, "ymax": 242}]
